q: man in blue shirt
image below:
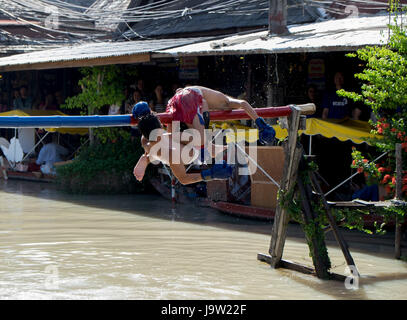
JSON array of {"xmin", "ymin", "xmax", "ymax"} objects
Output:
[{"xmin": 322, "ymin": 72, "xmax": 356, "ymax": 119}]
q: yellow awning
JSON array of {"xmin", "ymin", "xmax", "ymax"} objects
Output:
[
  {"xmin": 276, "ymin": 118, "xmax": 376, "ymax": 144},
  {"xmin": 0, "ymin": 110, "xmax": 88, "ymax": 135},
  {"xmin": 212, "ymin": 118, "xmax": 377, "ymax": 145}
]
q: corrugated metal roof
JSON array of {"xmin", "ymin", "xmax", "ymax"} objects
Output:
[
  {"xmin": 126, "ymin": 0, "xmax": 323, "ymax": 38},
  {"xmin": 0, "ymin": 15, "xmax": 397, "ymax": 71},
  {"xmin": 0, "ymin": 37, "xmax": 211, "ymax": 71},
  {"xmin": 0, "ymin": 44, "xmax": 62, "ymax": 55},
  {"xmin": 154, "ymin": 15, "xmax": 392, "ymax": 56}
]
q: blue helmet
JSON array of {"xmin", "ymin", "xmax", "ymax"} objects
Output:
[{"xmin": 132, "ymin": 101, "xmax": 150, "ymax": 119}]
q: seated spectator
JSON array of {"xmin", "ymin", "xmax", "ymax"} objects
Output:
[
  {"xmin": 322, "ymin": 72, "xmax": 355, "ymax": 120},
  {"xmin": 12, "ymin": 89, "xmax": 20, "ymax": 108},
  {"xmin": 36, "ymin": 133, "xmax": 69, "ymax": 175},
  {"xmin": 108, "ymin": 102, "xmax": 121, "ymax": 115},
  {"xmin": 135, "ymin": 79, "xmax": 149, "ymax": 101},
  {"xmin": 123, "ymin": 88, "xmax": 135, "ymax": 114},
  {"xmin": 13, "ymin": 85, "xmax": 33, "ymax": 110},
  {"xmin": 39, "ymin": 93, "xmax": 57, "ymax": 110},
  {"xmin": 149, "ymin": 84, "xmax": 167, "ymax": 113},
  {"xmin": 133, "ymin": 89, "xmax": 142, "ymax": 105}
]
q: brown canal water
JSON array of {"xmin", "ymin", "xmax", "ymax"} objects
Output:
[{"xmin": 0, "ymin": 180, "xmax": 406, "ymax": 299}]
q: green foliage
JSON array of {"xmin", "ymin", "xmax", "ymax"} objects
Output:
[
  {"xmin": 94, "ymin": 127, "xmax": 131, "ymax": 144},
  {"xmin": 351, "ymin": 148, "xmax": 381, "ymax": 186},
  {"xmin": 62, "ymin": 65, "xmax": 130, "ymax": 144},
  {"xmin": 63, "ymin": 65, "xmax": 125, "ymax": 115},
  {"xmin": 278, "ymin": 160, "xmax": 331, "ymax": 272},
  {"xmin": 277, "ymin": 156, "xmax": 395, "ymax": 274},
  {"xmin": 56, "ymin": 134, "xmax": 148, "ymax": 194},
  {"xmin": 338, "ymin": 6, "xmax": 407, "ymax": 204}
]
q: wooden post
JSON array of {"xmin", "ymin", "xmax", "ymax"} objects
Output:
[
  {"xmin": 297, "ymin": 175, "xmax": 330, "ymax": 279},
  {"xmin": 310, "ymin": 171, "xmax": 357, "ymax": 271},
  {"xmin": 395, "ymin": 143, "xmax": 402, "ymax": 259},
  {"xmin": 268, "ymin": 106, "xmax": 302, "ymax": 267},
  {"xmin": 0, "ymin": 156, "xmax": 7, "ymax": 180}
]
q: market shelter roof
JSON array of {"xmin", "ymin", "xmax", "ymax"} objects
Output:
[
  {"xmin": 154, "ymin": 15, "xmax": 391, "ymax": 57},
  {"xmin": 0, "ymin": 37, "xmax": 209, "ymax": 72}
]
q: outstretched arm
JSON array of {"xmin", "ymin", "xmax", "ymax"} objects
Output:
[
  {"xmin": 134, "ymin": 135, "xmax": 151, "ymax": 181},
  {"xmin": 225, "ymin": 96, "xmax": 259, "ymax": 121},
  {"xmin": 226, "ymin": 96, "xmax": 275, "ymax": 144}
]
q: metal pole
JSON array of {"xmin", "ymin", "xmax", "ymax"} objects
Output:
[
  {"xmin": 324, "ymin": 151, "xmax": 388, "ymax": 197},
  {"xmin": 21, "ymin": 131, "xmax": 50, "ymax": 163},
  {"xmin": 235, "ymin": 142, "xmax": 280, "ymax": 188},
  {"xmin": 395, "ymin": 143, "xmax": 402, "ymax": 259}
]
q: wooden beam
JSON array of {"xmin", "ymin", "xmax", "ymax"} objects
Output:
[
  {"xmin": 257, "ymin": 254, "xmax": 347, "ymax": 281},
  {"xmin": 0, "ymin": 53, "xmax": 151, "ymax": 72},
  {"xmin": 297, "ymin": 175, "xmax": 331, "ymax": 279},
  {"xmin": 311, "ymin": 172, "xmax": 356, "ymax": 269},
  {"xmin": 268, "ymin": 106, "xmax": 302, "ymax": 267}
]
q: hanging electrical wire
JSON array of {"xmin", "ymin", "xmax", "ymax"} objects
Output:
[{"xmin": 1, "ymin": 0, "xmax": 400, "ymax": 49}]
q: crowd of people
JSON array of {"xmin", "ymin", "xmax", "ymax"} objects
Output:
[
  {"xmin": 108, "ymin": 79, "xmax": 182, "ymax": 116},
  {"xmin": 1, "ymin": 71, "xmax": 369, "ymax": 122},
  {"xmin": 0, "ymin": 85, "xmax": 64, "ymax": 113}
]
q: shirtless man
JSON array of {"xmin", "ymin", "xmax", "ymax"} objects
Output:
[
  {"xmin": 164, "ymin": 85, "xmax": 275, "ymax": 145},
  {"xmin": 133, "ymin": 86, "xmax": 274, "ymax": 153},
  {"xmin": 133, "ymin": 110, "xmax": 233, "ymax": 185},
  {"xmin": 132, "ymin": 86, "xmax": 275, "ymax": 184}
]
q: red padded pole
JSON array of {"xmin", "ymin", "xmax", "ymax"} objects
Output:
[{"xmin": 131, "ymin": 106, "xmax": 293, "ymax": 125}]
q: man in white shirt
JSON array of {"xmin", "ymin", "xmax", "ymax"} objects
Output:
[{"xmin": 36, "ymin": 133, "xmax": 69, "ymax": 174}]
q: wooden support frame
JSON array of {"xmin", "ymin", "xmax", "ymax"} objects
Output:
[
  {"xmin": 258, "ymin": 104, "xmax": 357, "ymax": 281},
  {"xmin": 267, "ymin": 106, "xmax": 302, "ymax": 268}
]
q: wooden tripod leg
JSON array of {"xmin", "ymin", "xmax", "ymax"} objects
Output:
[
  {"xmin": 310, "ymin": 172, "xmax": 357, "ymax": 269},
  {"xmin": 268, "ymin": 142, "xmax": 303, "ymax": 267},
  {"xmin": 268, "ymin": 107, "xmax": 303, "ymax": 268},
  {"xmin": 297, "ymin": 175, "xmax": 330, "ymax": 279}
]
